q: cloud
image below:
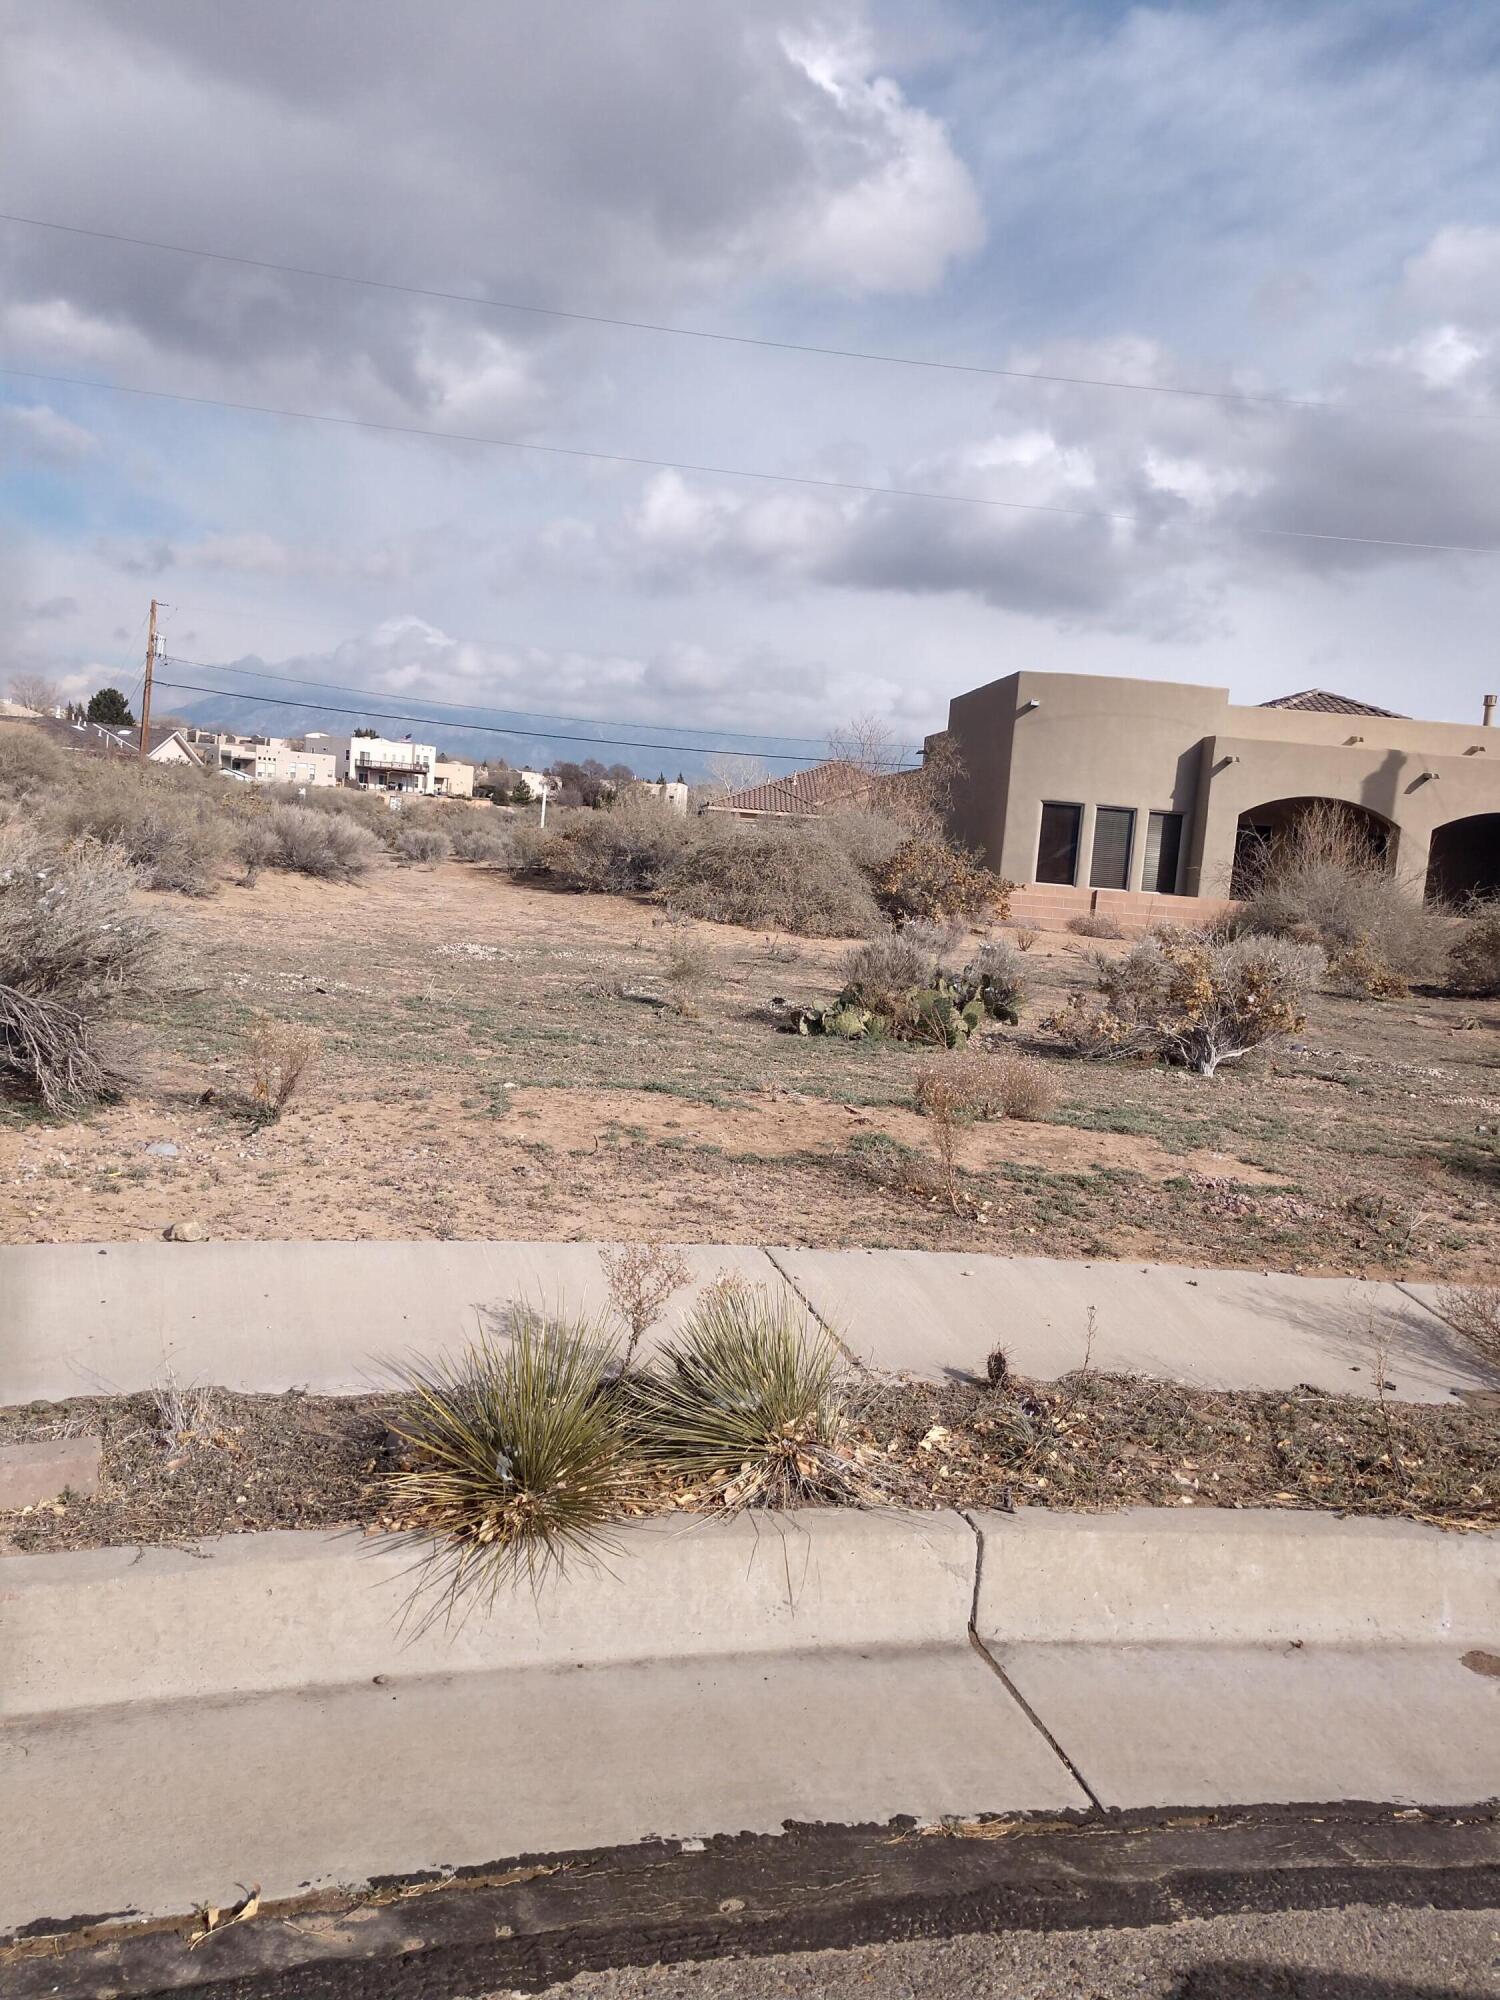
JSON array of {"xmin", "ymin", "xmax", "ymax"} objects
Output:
[
  {"xmin": 2, "ymin": 0, "xmax": 982, "ymax": 428},
  {"xmin": 25, "ymin": 595, "xmax": 79, "ymax": 621},
  {"xmin": 0, "ymin": 401, "xmax": 98, "ymax": 461}
]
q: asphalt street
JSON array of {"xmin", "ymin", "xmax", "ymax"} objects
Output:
[{"xmin": 497, "ymin": 1904, "xmax": 1499, "ymax": 2000}]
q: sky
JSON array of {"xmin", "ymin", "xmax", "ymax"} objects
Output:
[{"xmin": 4, "ymin": 0, "xmax": 1500, "ymax": 772}]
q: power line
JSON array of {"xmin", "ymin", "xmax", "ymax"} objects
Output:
[
  {"xmin": 6, "ymin": 366, "xmax": 1497, "ymax": 558},
  {"xmin": 162, "ymin": 654, "xmax": 878, "ymax": 752},
  {"xmin": 151, "ymin": 671, "xmax": 884, "ymax": 765},
  {"xmin": 0, "ymin": 209, "xmax": 1319, "ymax": 413}
]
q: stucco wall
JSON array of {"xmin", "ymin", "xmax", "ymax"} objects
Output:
[{"xmin": 945, "ymin": 671, "xmax": 1500, "ymax": 896}]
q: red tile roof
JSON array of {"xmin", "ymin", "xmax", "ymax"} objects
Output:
[
  {"xmin": 1260, "ymin": 689, "xmax": 1407, "ymax": 718},
  {"xmin": 703, "ymin": 759, "xmax": 880, "ymax": 817}
]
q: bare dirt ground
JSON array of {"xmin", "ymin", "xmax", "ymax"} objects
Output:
[{"xmin": 3, "ymin": 860, "xmax": 1498, "ymax": 1277}]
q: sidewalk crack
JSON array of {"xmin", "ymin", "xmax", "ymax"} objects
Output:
[{"xmin": 962, "ymin": 1511, "xmax": 1104, "ymax": 1814}]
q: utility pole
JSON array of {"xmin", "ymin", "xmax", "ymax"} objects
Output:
[{"xmin": 137, "ymin": 598, "xmax": 158, "ymax": 761}]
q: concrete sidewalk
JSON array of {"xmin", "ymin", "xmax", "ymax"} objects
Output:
[
  {"xmin": 3, "ymin": 1508, "xmax": 1496, "ymax": 1938},
  {"xmin": 1, "ymin": 1237, "xmax": 1492, "ymax": 1406}
]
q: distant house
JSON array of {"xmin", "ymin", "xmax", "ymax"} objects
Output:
[
  {"xmin": 637, "ymin": 778, "xmax": 690, "ymax": 815},
  {"xmin": 701, "ymin": 759, "xmax": 878, "ymax": 820},
  {"xmin": 337, "ymin": 734, "xmax": 437, "ymax": 795},
  {"xmin": 432, "ymin": 755, "xmax": 475, "ymax": 799},
  {"xmin": 215, "ymin": 734, "xmax": 337, "ymax": 787},
  {"xmin": 8, "ymin": 712, "xmax": 211, "ymax": 767},
  {"xmin": 517, "ymin": 769, "xmax": 559, "ymax": 802}
]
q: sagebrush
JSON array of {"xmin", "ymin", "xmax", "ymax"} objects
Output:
[
  {"xmin": 1043, "ymin": 928, "xmax": 1324, "ymax": 1075},
  {"xmin": 0, "ymin": 833, "xmax": 161, "ymax": 1110}
]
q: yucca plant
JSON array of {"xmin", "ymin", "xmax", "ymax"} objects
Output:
[
  {"xmin": 633, "ymin": 1280, "xmax": 880, "ymax": 1509},
  {"xmin": 383, "ymin": 1308, "xmax": 629, "ymax": 1627}
]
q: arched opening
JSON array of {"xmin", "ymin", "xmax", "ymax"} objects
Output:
[
  {"xmin": 1426, "ymin": 814, "xmax": 1500, "ymax": 905},
  {"xmin": 1231, "ymin": 797, "xmax": 1395, "ymax": 898}
]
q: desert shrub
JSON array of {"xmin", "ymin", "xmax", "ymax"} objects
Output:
[
  {"xmin": 1013, "ymin": 926, "xmax": 1039, "ymax": 952},
  {"xmin": 273, "ymin": 784, "xmax": 396, "ymax": 842},
  {"xmin": 1447, "ymin": 900, "xmax": 1500, "ymax": 998},
  {"xmin": 256, "ymin": 804, "xmax": 381, "ymax": 880},
  {"xmin": 600, "ymin": 1242, "xmax": 692, "ymax": 1368},
  {"xmin": 659, "ymin": 930, "xmax": 712, "ymax": 1015},
  {"xmin": 56, "ymin": 763, "xmax": 228, "ymax": 896},
  {"xmin": 632, "ymin": 1280, "xmax": 880, "ymax": 1506},
  {"xmin": 874, "ymin": 835, "xmax": 1011, "ymax": 925},
  {"xmin": 989, "ymin": 1051, "xmax": 1058, "ymax": 1120},
  {"xmin": 819, "ymin": 806, "xmax": 908, "ymax": 874},
  {"xmin": 544, "ymin": 796, "xmax": 693, "ymax": 894},
  {"xmin": 0, "ymin": 723, "xmax": 69, "ymax": 799},
  {"xmin": 1067, "ymin": 911, "xmax": 1123, "ymax": 940},
  {"xmin": 234, "ymin": 817, "xmax": 280, "ymax": 886},
  {"xmin": 1434, "ymin": 1280, "xmax": 1500, "ymax": 1364},
  {"xmin": 449, "ymin": 822, "xmax": 512, "ymax": 864},
  {"xmin": 384, "ymin": 1311, "xmax": 629, "ymax": 1622},
  {"xmin": 0, "ymin": 833, "xmax": 161, "ymax": 1110},
  {"xmin": 1238, "ymin": 802, "xmax": 1449, "ymax": 990},
  {"xmin": 1326, "ymin": 935, "xmax": 1409, "ymax": 999},
  {"xmin": 394, "ymin": 825, "xmax": 452, "ymax": 866},
  {"xmin": 660, "ymin": 821, "xmax": 880, "ymax": 937},
  {"xmin": 839, "ymin": 931, "xmax": 931, "ymax": 1027},
  {"xmin": 242, "ymin": 1013, "xmax": 319, "ymax": 1122},
  {"xmin": 914, "ymin": 1047, "xmax": 1056, "ymax": 1128},
  {"xmin": 1043, "ymin": 929, "xmax": 1324, "ymax": 1076},
  {"xmin": 965, "ymin": 938, "xmax": 1028, "ymax": 1018},
  {"xmin": 503, "ymin": 821, "xmax": 556, "ymax": 875}
]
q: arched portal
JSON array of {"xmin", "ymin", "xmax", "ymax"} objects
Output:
[
  {"xmin": 1426, "ymin": 814, "xmax": 1500, "ymax": 905},
  {"xmin": 1231, "ymin": 797, "xmax": 1396, "ymax": 898}
]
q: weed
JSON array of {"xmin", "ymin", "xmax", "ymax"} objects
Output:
[
  {"xmin": 243, "ymin": 1013, "xmax": 320, "ymax": 1122},
  {"xmin": 600, "ymin": 1242, "xmax": 692, "ymax": 1367}
]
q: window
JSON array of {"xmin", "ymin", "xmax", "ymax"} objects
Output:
[
  {"xmin": 1037, "ymin": 802, "xmax": 1082, "ymax": 885},
  {"xmin": 1144, "ymin": 811, "xmax": 1184, "ymax": 895},
  {"xmin": 1089, "ymin": 807, "xmax": 1135, "ymax": 891}
]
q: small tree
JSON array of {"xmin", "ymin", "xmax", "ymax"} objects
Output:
[
  {"xmin": 86, "ymin": 687, "xmax": 135, "ymax": 726},
  {"xmin": 8, "ymin": 672, "xmax": 59, "ymax": 714}
]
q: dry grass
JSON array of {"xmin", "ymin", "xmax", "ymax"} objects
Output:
[
  {"xmin": 1067, "ymin": 911, "xmax": 1124, "ymax": 939},
  {"xmin": 1434, "ymin": 1280, "xmax": 1500, "ymax": 1364},
  {"xmin": 600, "ymin": 1241, "xmax": 692, "ymax": 1367},
  {"xmin": 659, "ymin": 931, "xmax": 713, "ymax": 1016},
  {"xmin": 243, "ymin": 1013, "xmax": 320, "ymax": 1122},
  {"xmin": 988, "ymin": 1051, "xmax": 1058, "ymax": 1121}
]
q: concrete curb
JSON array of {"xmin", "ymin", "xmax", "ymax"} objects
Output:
[
  {"xmin": 3, "ymin": 1506, "xmax": 1498, "ymax": 1938},
  {"xmin": 3, "ymin": 1239, "xmax": 1494, "ymax": 1405},
  {"xmin": 0, "ymin": 1509, "xmax": 977, "ymax": 1717}
]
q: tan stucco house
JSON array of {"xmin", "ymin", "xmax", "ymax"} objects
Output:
[{"xmin": 941, "ymin": 671, "xmax": 1500, "ymax": 917}]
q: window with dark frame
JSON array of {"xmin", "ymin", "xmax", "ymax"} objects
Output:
[
  {"xmin": 1089, "ymin": 806, "xmax": 1135, "ymax": 891},
  {"xmin": 1036, "ymin": 801, "xmax": 1082, "ymax": 885},
  {"xmin": 1144, "ymin": 810, "xmax": 1184, "ymax": 895}
]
